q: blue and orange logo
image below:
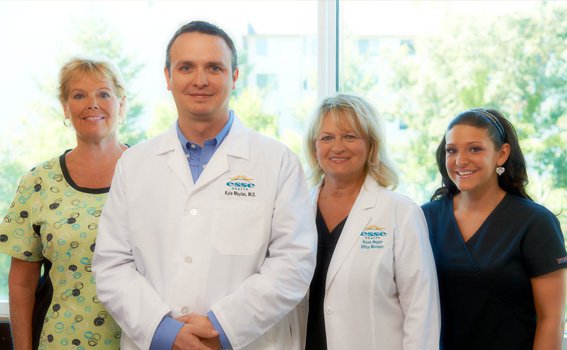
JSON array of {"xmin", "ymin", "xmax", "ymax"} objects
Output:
[
  {"xmin": 226, "ymin": 175, "xmax": 256, "ymax": 189},
  {"xmin": 360, "ymin": 224, "xmax": 388, "ymax": 237}
]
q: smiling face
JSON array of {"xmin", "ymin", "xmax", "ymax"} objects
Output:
[
  {"xmin": 315, "ymin": 114, "xmax": 369, "ymax": 183},
  {"xmin": 164, "ymin": 32, "xmax": 238, "ymax": 125},
  {"xmin": 445, "ymin": 124, "xmax": 510, "ymax": 195},
  {"xmin": 63, "ymin": 75, "xmax": 124, "ymax": 143}
]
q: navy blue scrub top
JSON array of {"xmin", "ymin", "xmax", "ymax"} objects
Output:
[{"xmin": 422, "ymin": 193, "xmax": 567, "ymax": 350}]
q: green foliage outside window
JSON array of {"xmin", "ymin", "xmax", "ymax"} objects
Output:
[{"xmin": 344, "ymin": 3, "xmax": 566, "ymax": 235}]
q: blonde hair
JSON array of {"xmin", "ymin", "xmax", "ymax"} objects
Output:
[
  {"xmin": 58, "ymin": 57, "xmax": 126, "ymax": 103},
  {"xmin": 304, "ymin": 94, "xmax": 398, "ymax": 188}
]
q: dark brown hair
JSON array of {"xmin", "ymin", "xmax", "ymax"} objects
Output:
[{"xmin": 431, "ymin": 108, "xmax": 531, "ymax": 201}]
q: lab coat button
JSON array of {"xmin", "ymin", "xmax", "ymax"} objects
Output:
[
  {"xmin": 190, "ymin": 209, "xmax": 198, "ymax": 216},
  {"xmin": 325, "ymin": 307, "xmax": 333, "ymax": 314},
  {"xmin": 181, "ymin": 306, "xmax": 190, "ymax": 314},
  {"xmin": 185, "ymin": 256, "xmax": 192, "ymax": 264}
]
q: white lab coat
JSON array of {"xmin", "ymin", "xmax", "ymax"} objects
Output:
[
  {"xmin": 304, "ymin": 175, "xmax": 440, "ymax": 350},
  {"xmin": 92, "ymin": 117, "xmax": 317, "ymax": 350}
]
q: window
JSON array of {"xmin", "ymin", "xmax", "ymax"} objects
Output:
[
  {"xmin": 0, "ymin": 1, "xmax": 565, "ymax": 330},
  {"xmin": 339, "ymin": 2, "xmax": 567, "ymax": 334},
  {"xmin": 400, "ymin": 39, "xmax": 415, "ymax": 55},
  {"xmin": 357, "ymin": 38, "xmax": 380, "ymax": 55},
  {"xmin": 339, "ymin": 1, "xmax": 567, "ymax": 217},
  {"xmin": 0, "ymin": 0, "xmax": 317, "ymax": 308},
  {"xmin": 256, "ymin": 74, "xmax": 277, "ymax": 89},
  {"xmin": 255, "ymin": 38, "xmax": 268, "ymax": 55}
]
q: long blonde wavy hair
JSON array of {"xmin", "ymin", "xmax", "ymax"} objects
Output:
[{"xmin": 304, "ymin": 94, "xmax": 399, "ymax": 189}]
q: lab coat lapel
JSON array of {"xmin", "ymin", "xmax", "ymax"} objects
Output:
[
  {"xmin": 325, "ymin": 175, "xmax": 377, "ymax": 292},
  {"xmin": 192, "ymin": 117, "xmax": 250, "ymax": 192},
  {"xmin": 157, "ymin": 125, "xmax": 195, "ymax": 195}
]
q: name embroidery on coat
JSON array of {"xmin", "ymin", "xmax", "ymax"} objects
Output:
[
  {"xmin": 360, "ymin": 224, "xmax": 388, "ymax": 250},
  {"xmin": 224, "ymin": 175, "xmax": 257, "ymax": 198}
]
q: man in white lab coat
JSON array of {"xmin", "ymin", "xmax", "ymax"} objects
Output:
[{"xmin": 92, "ymin": 21, "xmax": 317, "ymax": 350}]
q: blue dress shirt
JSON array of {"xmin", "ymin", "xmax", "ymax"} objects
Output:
[{"xmin": 177, "ymin": 113, "xmax": 234, "ymax": 183}]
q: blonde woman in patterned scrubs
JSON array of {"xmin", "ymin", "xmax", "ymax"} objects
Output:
[{"xmin": 0, "ymin": 58, "xmax": 127, "ymax": 349}]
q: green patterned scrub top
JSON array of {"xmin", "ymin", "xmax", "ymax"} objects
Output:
[{"xmin": 0, "ymin": 151, "xmax": 121, "ymax": 349}]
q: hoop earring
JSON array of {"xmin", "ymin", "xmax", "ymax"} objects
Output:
[
  {"xmin": 63, "ymin": 118, "xmax": 71, "ymax": 127},
  {"xmin": 496, "ymin": 166, "xmax": 505, "ymax": 176}
]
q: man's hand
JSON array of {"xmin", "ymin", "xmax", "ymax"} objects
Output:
[{"xmin": 173, "ymin": 313, "xmax": 221, "ymax": 350}]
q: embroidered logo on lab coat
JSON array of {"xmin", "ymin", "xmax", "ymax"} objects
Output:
[
  {"xmin": 225, "ymin": 175, "xmax": 257, "ymax": 198},
  {"xmin": 360, "ymin": 224, "xmax": 387, "ymax": 249}
]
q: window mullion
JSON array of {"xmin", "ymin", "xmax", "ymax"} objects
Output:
[{"xmin": 317, "ymin": 0, "xmax": 338, "ymax": 99}]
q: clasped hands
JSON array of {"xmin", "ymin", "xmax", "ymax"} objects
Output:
[{"xmin": 173, "ymin": 313, "xmax": 221, "ymax": 350}]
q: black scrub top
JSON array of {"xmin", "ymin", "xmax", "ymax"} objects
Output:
[
  {"xmin": 305, "ymin": 207, "xmax": 347, "ymax": 350},
  {"xmin": 422, "ymin": 194, "xmax": 567, "ymax": 350}
]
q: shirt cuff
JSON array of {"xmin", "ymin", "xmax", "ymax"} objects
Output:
[
  {"xmin": 208, "ymin": 311, "xmax": 232, "ymax": 350},
  {"xmin": 149, "ymin": 316, "xmax": 185, "ymax": 350}
]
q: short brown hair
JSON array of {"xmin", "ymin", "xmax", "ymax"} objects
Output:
[{"xmin": 165, "ymin": 20, "xmax": 238, "ymax": 74}]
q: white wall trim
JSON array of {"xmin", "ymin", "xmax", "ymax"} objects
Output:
[{"xmin": 0, "ymin": 298, "xmax": 9, "ymax": 322}]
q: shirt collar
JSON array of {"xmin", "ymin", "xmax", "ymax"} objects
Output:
[{"xmin": 176, "ymin": 111, "xmax": 234, "ymax": 154}]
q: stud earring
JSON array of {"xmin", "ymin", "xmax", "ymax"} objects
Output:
[
  {"xmin": 496, "ymin": 166, "xmax": 505, "ymax": 176},
  {"xmin": 63, "ymin": 118, "xmax": 71, "ymax": 127}
]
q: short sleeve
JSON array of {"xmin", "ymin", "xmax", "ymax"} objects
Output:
[
  {"xmin": 0, "ymin": 171, "xmax": 44, "ymax": 261},
  {"xmin": 521, "ymin": 207, "xmax": 566, "ymax": 277}
]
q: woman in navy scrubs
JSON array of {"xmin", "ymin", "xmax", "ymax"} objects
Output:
[{"xmin": 422, "ymin": 108, "xmax": 566, "ymax": 350}]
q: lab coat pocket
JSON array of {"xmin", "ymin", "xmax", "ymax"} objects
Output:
[{"xmin": 210, "ymin": 201, "xmax": 265, "ymax": 255}]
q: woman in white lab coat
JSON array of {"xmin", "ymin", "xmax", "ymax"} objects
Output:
[{"xmin": 303, "ymin": 94, "xmax": 440, "ymax": 350}]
